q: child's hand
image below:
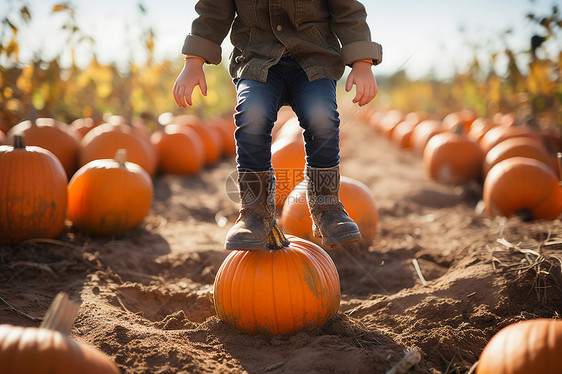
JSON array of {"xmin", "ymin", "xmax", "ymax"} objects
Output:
[
  {"xmin": 173, "ymin": 57, "xmax": 207, "ymax": 108},
  {"xmin": 345, "ymin": 60, "xmax": 378, "ymax": 107}
]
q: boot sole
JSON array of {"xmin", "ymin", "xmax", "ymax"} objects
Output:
[
  {"xmin": 321, "ymin": 231, "xmax": 362, "ymax": 247},
  {"xmin": 224, "ymin": 238, "xmax": 268, "ymax": 251}
]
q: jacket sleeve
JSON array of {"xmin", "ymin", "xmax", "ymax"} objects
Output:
[
  {"xmin": 181, "ymin": 0, "xmax": 235, "ymax": 65},
  {"xmin": 327, "ymin": 0, "xmax": 382, "ymax": 66}
]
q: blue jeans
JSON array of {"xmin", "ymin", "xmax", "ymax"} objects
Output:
[{"xmin": 234, "ymin": 57, "xmax": 340, "ymax": 171}]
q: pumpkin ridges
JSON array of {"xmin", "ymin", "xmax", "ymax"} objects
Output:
[
  {"xmin": 214, "ymin": 225, "xmax": 340, "ymax": 335},
  {"xmin": 0, "ymin": 140, "xmax": 68, "ymax": 243}
]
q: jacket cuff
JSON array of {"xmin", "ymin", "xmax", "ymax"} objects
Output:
[
  {"xmin": 342, "ymin": 41, "xmax": 383, "ymax": 67},
  {"xmin": 181, "ymin": 34, "xmax": 222, "ymax": 65}
]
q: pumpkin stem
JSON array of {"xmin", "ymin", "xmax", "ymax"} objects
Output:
[
  {"xmin": 453, "ymin": 123, "xmax": 464, "ymax": 135},
  {"xmin": 40, "ymin": 292, "xmax": 80, "ymax": 336},
  {"xmin": 266, "ymin": 221, "xmax": 290, "ymax": 250},
  {"xmin": 115, "ymin": 148, "xmax": 128, "ymax": 166},
  {"xmin": 13, "ymin": 134, "xmax": 26, "ymax": 149}
]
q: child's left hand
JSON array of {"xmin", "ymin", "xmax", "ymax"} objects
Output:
[{"xmin": 346, "ymin": 60, "xmax": 378, "ymax": 106}]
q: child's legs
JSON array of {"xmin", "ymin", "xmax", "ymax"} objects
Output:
[
  {"xmin": 290, "ymin": 77, "xmax": 340, "ymax": 168},
  {"xmin": 234, "ymin": 76, "xmax": 285, "ymax": 171}
]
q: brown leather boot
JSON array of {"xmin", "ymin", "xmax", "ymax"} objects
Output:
[
  {"xmin": 225, "ymin": 170, "xmax": 276, "ymax": 250},
  {"xmin": 305, "ymin": 165, "xmax": 361, "ymax": 247}
]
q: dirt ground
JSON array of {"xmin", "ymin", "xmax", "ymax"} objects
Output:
[{"xmin": 1, "ymin": 107, "xmax": 561, "ymax": 374}]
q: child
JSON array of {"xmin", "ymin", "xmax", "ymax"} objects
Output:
[{"xmin": 173, "ymin": 0, "xmax": 382, "ymax": 250}]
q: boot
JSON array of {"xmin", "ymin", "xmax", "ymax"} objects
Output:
[
  {"xmin": 225, "ymin": 170, "xmax": 276, "ymax": 250},
  {"xmin": 305, "ymin": 165, "xmax": 361, "ymax": 247}
]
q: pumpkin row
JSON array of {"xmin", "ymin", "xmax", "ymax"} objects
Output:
[
  {"xmin": 0, "ymin": 113, "xmax": 237, "ymax": 180},
  {"xmin": 359, "ymin": 107, "xmax": 562, "ymax": 221},
  {"xmin": 0, "ymin": 136, "xmax": 154, "ymax": 244}
]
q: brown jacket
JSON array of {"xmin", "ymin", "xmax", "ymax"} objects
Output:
[{"xmin": 182, "ymin": 0, "xmax": 382, "ymax": 82}]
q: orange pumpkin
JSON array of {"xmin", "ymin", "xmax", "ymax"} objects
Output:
[
  {"xmin": 391, "ymin": 119, "xmax": 418, "ymax": 150},
  {"xmin": 68, "ymin": 149, "xmax": 154, "ymax": 236},
  {"xmin": 208, "ymin": 116, "xmax": 237, "ymax": 157},
  {"xmin": 150, "ymin": 124, "xmax": 204, "ymax": 175},
  {"xmin": 71, "ymin": 117, "xmax": 98, "ymax": 139},
  {"xmin": 80, "ymin": 123, "xmax": 157, "ymax": 176},
  {"xmin": 483, "ymin": 157, "xmax": 562, "ymax": 220},
  {"xmin": 423, "ymin": 125, "xmax": 484, "ymax": 184},
  {"xmin": 7, "ymin": 118, "xmax": 80, "ymax": 178},
  {"xmin": 441, "ymin": 109, "xmax": 477, "ymax": 132},
  {"xmin": 0, "ymin": 293, "xmax": 119, "ymax": 374},
  {"xmin": 214, "ymin": 222, "xmax": 341, "ymax": 335},
  {"xmin": 172, "ymin": 115, "xmax": 223, "ymax": 165},
  {"xmin": 484, "ymin": 137, "xmax": 554, "ymax": 175},
  {"xmin": 373, "ymin": 108, "xmax": 404, "ymax": 136},
  {"xmin": 273, "ymin": 116, "xmax": 303, "ymax": 143},
  {"xmin": 0, "ymin": 136, "xmax": 68, "ymax": 244},
  {"xmin": 281, "ymin": 176, "xmax": 378, "ymax": 245},
  {"xmin": 476, "ymin": 319, "xmax": 562, "ymax": 374},
  {"xmin": 480, "ymin": 123, "xmax": 541, "ymax": 154},
  {"xmin": 271, "ymin": 137, "xmax": 306, "ymax": 207},
  {"xmin": 467, "ymin": 118, "xmax": 496, "ymax": 142},
  {"xmin": 411, "ymin": 119, "xmax": 445, "ymax": 154}
]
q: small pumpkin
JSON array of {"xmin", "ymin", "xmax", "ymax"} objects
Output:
[
  {"xmin": 0, "ymin": 293, "xmax": 119, "ymax": 374},
  {"xmin": 80, "ymin": 123, "xmax": 158, "ymax": 176},
  {"xmin": 214, "ymin": 222, "xmax": 341, "ymax": 335},
  {"xmin": 423, "ymin": 124, "xmax": 484, "ymax": 184},
  {"xmin": 480, "ymin": 121, "xmax": 541, "ymax": 154},
  {"xmin": 0, "ymin": 135, "xmax": 68, "ymax": 244},
  {"xmin": 281, "ymin": 176, "xmax": 378, "ymax": 245},
  {"xmin": 411, "ymin": 119, "xmax": 445, "ymax": 154},
  {"xmin": 373, "ymin": 109, "xmax": 404, "ymax": 137},
  {"xmin": 391, "ymin": 119, "xmax": 418, "ymax": 150},
  {"xmin": 68, "ymin": 149, "xmax": 154, "ymax": 236},
  {"xmin": 483, "ymin": 157, "xmax": 562, "ymax": 221},
  {"xmin": 7, "ymin": 118, "xmax": 80, "ymax": 178},
  {"xmin": 483, "ymin": 137, "xmax": 554, "ymax": 175},
  {"xmin": 172, "ymin": 115, "xmax": 223, "ymax": 165},
  {"xmin": 441, "ymin": 109, "xmax": 477, "ymax": 132},
  {"xmin": 476, "ymin": 318, "xmax": 562, "ymax": 374},
  {"xmin": 150, "ymin": 123, "xmax": 204, "ymax": 175},
  {"xmin": 271, "ymin": 137, "xmax": 306, "ymax": 207}
]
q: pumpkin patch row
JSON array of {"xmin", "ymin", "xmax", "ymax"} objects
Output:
[
  {"xmin": 358, "ymin": 107, "xmax": 562, "ymax": 221},
  {"xmin": 0, "ymin": 113, "xmax": 237, "ymax": 179},
  {"xmin": 0, "ymin": 113, "xmax": 237, "ymax": 243}
]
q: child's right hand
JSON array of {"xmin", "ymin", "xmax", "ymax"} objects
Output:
[{"xmin": 173, "ymin": 57, "xmax": 207, "ymax": 108}]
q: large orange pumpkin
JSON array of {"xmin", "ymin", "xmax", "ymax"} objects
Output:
[
  {"xmin": 214, "ymin": 222, "xmax": 341, "ymax": 335},
  {"xmin": 80, "ymin": 123, "xmax": 157, "ymax": 176},
  {"xmin": 0, "ymin": 135, "xmax": 68, "ymax": 244},
  {"xmin": 423, "ymin": 125, "xmax": 484, "ymax": 184},
  {"xmin": 7, "ymin": 118, "xmax": 80, "ymax": 178},
  {"xmin": 150, "ymin": 124, "xmax": 204, "ymax": 175},
  {"xmin": 483, "ymin": 157, "xmax": 562, "ymax": 220},
  {"xmin": 0, "ymin": 293, "xmax": 119, "ymax": 374},
  {"xmin": 68, "ymin": 149, "xmax": 154, "ymax": 236},
  {"xmin": 271, "ymin": 137, "xmax": 306, "ymax": 207},
  {"xmin": 281, "ymin": 176, "xmax": 378, "ymax": 245},
  {"xmin": 476, "ymin": 319, "xmax": 562, "ymax": 374}
]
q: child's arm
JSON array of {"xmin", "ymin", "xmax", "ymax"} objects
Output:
[
  {"xmin": 174, "ymin": 0, "xmax": 235, "ymax": 108},
  {"xmin": 173, "ymin": 56, "xmax": 207, "ymax": 108},
  {"xmin": 346, "ymin": 60, "xmax": 378, "ymax": 107}
]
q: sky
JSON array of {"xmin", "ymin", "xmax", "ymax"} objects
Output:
[{"xmin": 0, "ymin": 0, "xmax": 559, "ymax": 80}]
